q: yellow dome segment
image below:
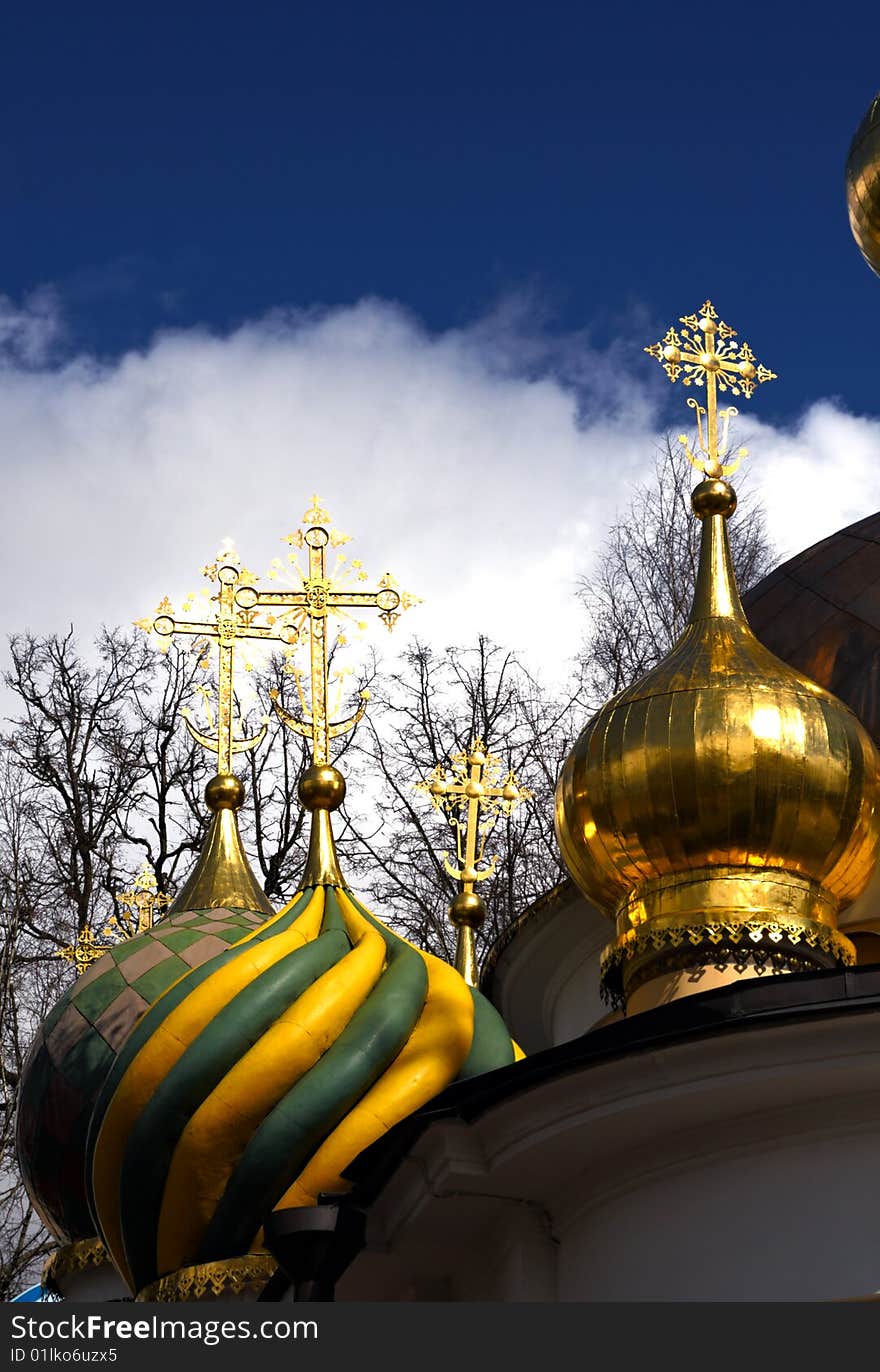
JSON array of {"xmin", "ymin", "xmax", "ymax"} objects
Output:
[{"xmin": 556, "ymin": 477, "xmax": 880, "ymax": 1008}]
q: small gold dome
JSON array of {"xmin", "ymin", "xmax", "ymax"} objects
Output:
[
  {"xmin": 847, "ymin": 92, "xmax": 880, "ymax": 278},
  {"xmin": 556, "ymin": 478, "xmax": 880, "ymax": 1008}
]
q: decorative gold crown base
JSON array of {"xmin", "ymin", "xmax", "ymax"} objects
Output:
[
  {"xmin": 601, "ymin": 865, "xmax": 855, "ymax": 1009},
  {"xmin": 136, "ymin": 1253, "xmax": 277, "ymax": 1302},
  {"xmin": 43, "ymin": 1238, "xmax": 110, "ymax": 1297}
]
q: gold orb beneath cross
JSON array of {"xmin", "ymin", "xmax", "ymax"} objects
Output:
[
  {"xmin": 449, "ymin": 891, "xmax": 486, "ymax": 930},
  {"xmin": 205, "ymin": 773, "xmax": 245, "ymax": 812},
  {"xmin": 691, "ymin": 478, "xmax": 737, "ymax": 519}
]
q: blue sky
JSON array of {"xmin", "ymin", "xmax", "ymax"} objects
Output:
[
  {"xmin": 3, "ymin": 3, "xmax": 880, "ymax": 419},
  {"xmin": 3, "ymin": 4, "xmax": 880, "ymax": 675}
]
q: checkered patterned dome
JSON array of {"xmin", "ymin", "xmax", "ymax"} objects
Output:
[{"xmin": 16, "ymin": 906, "xmax": 266, "ymax": 1244}]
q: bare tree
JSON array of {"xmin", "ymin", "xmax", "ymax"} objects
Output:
[
  {"xmin": 0, "ymin": 756, "xmax": 66, "ymax": 1297},
  {"xmin": 579, "ymin": 437, "xmax": 777, "ymax": 702},
  {"xmin": 345, "ymin": 637, "xmax": 576, "ymax": 967},
  {"xmin": 0, "ymin": 631, "xmax": 211, "ymax": 1295},
  {"xmin": 3, "ymin": 629, "xmax": 154, "ymax": 953},
  {"xmin": 114, "ymin": 641, "xmax": 212, "ymax": 895},
  {"xmin": 239, "ymin": 655, "xmax": 312, "ymax": 902}
]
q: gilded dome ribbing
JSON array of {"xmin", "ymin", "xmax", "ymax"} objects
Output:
[{"xmin": 556, "ymin": 477, "xmax": 880, "ymax": 1008}]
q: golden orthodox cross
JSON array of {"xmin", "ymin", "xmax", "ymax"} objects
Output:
[
  {"xmin": 107, "ymin": 862, "xmax": 171, "ymax": 938},
  {"xmin": 58, "ymin": 863, "xmax": 172, "ymax": 974},
  {"xmin": 57, "ymin": 927, "xmax": 111, "ymax": 975},
  {"xmin": 645, "ymin": 300, "xmax": 777, "ymax": 477},
  {"xmin": 237, "ymin": 496, "xmax": 419, "ymax": 766},
  {"xmin": 418, "ymin": 739, "xmax": 530, "ymax": 984},
  {"xmin": 136, "ymin": 546, "xmax": 296, "ymax": 776}
]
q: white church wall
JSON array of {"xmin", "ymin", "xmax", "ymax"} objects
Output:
[
  {"xmin": 343, "ymin": 1001, "xmax": 880, "ymax": 1301},
  {"xmin": 555, "ymin": 1122, "xmax": 880, "ymax": 1301}
]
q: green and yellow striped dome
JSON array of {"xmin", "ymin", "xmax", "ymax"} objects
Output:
[{"xmin": 85, "ymin": 881, "xmax": 519, "ymax": 1297}]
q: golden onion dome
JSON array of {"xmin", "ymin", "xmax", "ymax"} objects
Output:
[
  {"xmin": 847, "ymin": 92, "xmax": 880, "ymax": 277},
  {"xmin": 83, "ymin": 764, "xmax": 520, "ymax": 1299},
  {"xmin": 556, "ymin": 476, "xmax": 880, "ymax": 1011}
]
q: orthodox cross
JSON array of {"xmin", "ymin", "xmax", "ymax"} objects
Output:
[
  {"xmin": 57, "ymin": 927, "xmax": 112, "ymax": 976},
  {"xmin": 136, "ymin": 546, "xmax": 296, "ymax": 776},
  {"xmin": 237, "ymin": 496, "xmax": 419, "ymax": 765},
  {"xmin": 57, "ymin": 863, "xmax": 172, "ymax": 974},
  {"xmin": 107, "ymin": 862, "xmax": 171, "ymax": 939},
  {"xmin": 417, "ymin": 739, "xmax": 531, "ymax": 984},
  {"xmin": 645, "ymin": 300, "xmax": 777, "ymax": 478}
]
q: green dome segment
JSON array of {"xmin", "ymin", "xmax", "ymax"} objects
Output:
[
  {"xmin": 14, "ymin": 906, "xmax": 267, "ymax": 1244},
  {"xmin": 458, "ymin": 985, "xmax": 520, "ymax": 1079}
]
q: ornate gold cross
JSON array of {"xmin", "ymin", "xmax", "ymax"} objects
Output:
[
  {"xmin": 57, "ymin": 927, "xmax": 112, "ymax": 975},
  {"xmin": 645, "ymin": 300, "xmax": 777, "ymax": 478},
  {"xmin": 57, "ymin": 863, "xmax": 171, "ymax": 974},
  {"xmin": 107, "ymin": 862, "xmax": 171, "ymax": 938},
  {"xmin": 237, "ymin": 496, "xmax": 419, "ymax": 766},
  {"xmin": 417, "ymin": 739, "xmax": 531, "ymax": 984},
  {"xmin": 137, "ymin": 546, "xmax": 296, "ymax": 776}
]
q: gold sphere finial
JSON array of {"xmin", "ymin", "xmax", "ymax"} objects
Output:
[
  {"xmin": 205, "ymin": 773, "xmax": 245, "ymax": 812},
  {"xmin": 449, "ymin": 890, "xmax": 487, "ymax": 930},
  {"xmin": 298, "ymin": 763, "xmax": 346, "ymax": 813},
  {"xmin": 691, "ymin": 478, "xmax": 737, "ymax": 520}
]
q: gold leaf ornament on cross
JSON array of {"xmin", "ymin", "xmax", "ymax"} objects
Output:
[
  {"xmin": 645, "ymin": 299, "xmax": 777, "ymax": 479},
  {"xmin": 136, "ymin": 543, "xmax": 294, "ymax": 776},
  {"xmin": 236, "ymin": 496, "xmax": 421, "ymax": 767},
  {"xmin": 417, "ymin": 739, "xmax": 532, "ymax": 889},
  {"xmin": 108, "ymin": 861, "xmax": 171, "ymax": 939}
]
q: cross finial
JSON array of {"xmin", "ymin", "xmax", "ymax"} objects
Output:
[
  {"xmin": 417, "ymin": 739, "xmax": 531, "ymax": 985},
  {"xmin": 57, "ymin": 927, "xmax": 111, "ymax": 976},
  {"xmin": 645, "ymin": 299, "xmax": 777, "ymax": 479},
  {"xmin": 108, "ymin": 862, "xmax": 171, "ymax": 939},
  {"xmin": 136, "ymin": 543, "xmax": 294, "ymax": 776},
  {"xmin": 238, "ymin": 497, "xmax": 420, "ymax": 767},
  {"xmin": 58, "ymin": 863, "xmax": 173, "ymax": 975}
]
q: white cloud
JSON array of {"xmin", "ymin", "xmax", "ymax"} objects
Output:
[
  {"xmin": 1, "ymin": 291, "xmax": 879, "ymax": 697},
  {"xmin": 742, "ymin": 403, "xmax": 880, "ymax": 560},
  {"xmin": 0, "ymin": 286, "xmax": 62, "ymax": 367}
]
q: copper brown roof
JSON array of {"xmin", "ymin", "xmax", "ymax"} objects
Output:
[{"xmin": 743, "ymin": 511, "xmax": 880, "ymax": 745}]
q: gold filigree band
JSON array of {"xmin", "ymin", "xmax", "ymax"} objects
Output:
[
  {"xmin": 43, "ymin": 1238, "xmax": 110, "ymax": 1295},
  {"xmin": 135, "ymin": 1253, "xmax": 277, "ymax": 1302},
  {"xmin": 600, "ymin": 915, "xmax": 856, "ymax": 1008}
]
